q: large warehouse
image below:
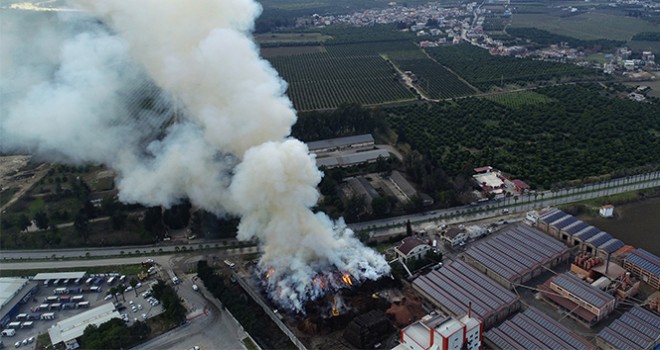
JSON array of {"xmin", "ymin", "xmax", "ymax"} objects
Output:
[
  {"xmin": 535, "ymin": 209, "xmax": 625, "ymax": 258},
  {"xmin": 412, "ymin": 259, "xmax": 520, "ymax": 329},
  {"xmin": 48, "ymin": 302, "xmax": 120, "ymax": 347},
  {"xmin": 463, "ymin": 225, "xmax": 570, "ymax": 289},
  {"xmin": 596, "ymin": 305, "xmax": 660, "ymax": 350},
  {"xmin": 485, "ymin": 307, "xmax": 594, "ymax": 350},
  {"xmin": 0, "ymin": 278, "xmax": 40, "ymax": 328},
  {"xmin": 539, "ymin": 272, "xmax": 616, "ymax": 327}
]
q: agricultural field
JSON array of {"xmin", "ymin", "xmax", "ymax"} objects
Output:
[
  {"xmin": 627, "ymin": 40, "xmax": 660, "ymax": 55},
  {"xmin": 510, "ymin": 12, "xmax": 660, "ymax": 41},
  {"xmin": 390, "ymin": 57, "xmax": 477, "ymax": 99},
  {"xmin": 385, "ymin": 84, "xmax": 660, "ymax": 188},
  {"xmin": 254, "ymin": 32, "xmax": 332, "ymax": 45},
  {"xmin": 260, "ymin": 46, "xmax": 324, "ymax": 57},
  {"xmin": 485, "ymin": 90, "xmax": 555, "ymax": 108},
  {"xmin": 268, "ymin": 50, "xmax": 415, "ymax": 110},
  {"xmin": 425, "ymin": 44, "xmax": 600, "ymax": 90}
]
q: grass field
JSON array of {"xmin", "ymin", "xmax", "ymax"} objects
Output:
[
  {"xmin": 510, "ymin": 12, "xmax": 660, "ymax": 41},
  {"xmin": 485, "ymin": 90, "xmax": 555, "ymax": 108}
]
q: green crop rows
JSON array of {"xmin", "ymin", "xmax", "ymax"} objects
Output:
[{"xmin": 426, "ymin": 44, "xmax": 601, "ymax": 90}]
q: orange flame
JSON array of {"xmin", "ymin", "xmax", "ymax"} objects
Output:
[
  {"xmin": 342, "ymin": 274, "xmax": 353, "ymax": 286},
  {"xmin": 332, "ymin": 296, "xmax": 340, "ymax": 317},
  {"xmin": 266, "ymin": 267, "xmax": 275, "ymax": 279}
]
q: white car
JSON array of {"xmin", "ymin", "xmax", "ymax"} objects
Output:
[
  {"xmin": 14, "ymin": 341, "xmax": 21, "ymax": 348},
  {"xmin": 129, "ymin": 300, "xmax": 134, "ymax": 305},
  {"xmin": 126, "ymin": 286, "xmax": 133, "ymax": 291},
  {"xmin": 137, "ymin": 304, "xmax": 142, "ymax": 310},
  {"xmin": 132, "ymin": 306, "xmax": 138, "ymax": 313},
  {"xmin": 141, "ymin": 313, "xmax": 147, "ymax": 320},
  {"xmin": 104, "ymin": 294, "xmax": 113, "ymax": 300},
  {"xmin": 135, "ymin": 282, "xmax": 142, "ymax": 289},
  {"xmin": 28, "ymin": 337, "xmax": 35, "ymax": 344}
]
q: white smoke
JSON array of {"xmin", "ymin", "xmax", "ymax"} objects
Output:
[{"xmin": 1, "ymin": 0, "xmax": 390, "ymax": 311}]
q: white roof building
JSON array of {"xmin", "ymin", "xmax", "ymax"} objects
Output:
[
  {"xmin": 48, "ymin": 303, "xmax": 120, "ymax": 345},
  {"xmin": 33, "ymin": 272, "xmax": 87, "ymax": 281}
]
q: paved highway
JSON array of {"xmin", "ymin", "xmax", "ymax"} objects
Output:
[{"xmin": 348, "ymin": 171, "xmax": 660, "ymax": 233}]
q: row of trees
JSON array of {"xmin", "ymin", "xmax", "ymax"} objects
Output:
[{"xmin": 196, "ymin": 261, "xmax": 294, "ymax": 349}]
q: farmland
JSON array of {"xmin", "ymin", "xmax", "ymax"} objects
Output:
[
  {"xmin": 385, "ymin": 84, "xmax": 660, "ymax": 188},
  {"xmin": 510, "ymin": 12, "xmax": 660, "ymax": 41},
  {"xmin": 268, "ymin": 50, "xmax": 415, "ymax": 110},
  {"xmin": 485, "ymin": 90, "xmax": 555, "ymax": 108},
  {"xmin": 425, "ymin": 44, "xmax": 601, "ymax": 90}
]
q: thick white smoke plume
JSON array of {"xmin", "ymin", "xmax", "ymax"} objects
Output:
[{"xmin": 1, "ymin": 1, "xmax": 390, "ymax": 311}]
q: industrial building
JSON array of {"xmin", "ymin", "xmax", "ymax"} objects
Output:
[
  {"xmin": 315, "ymin": 149, "xmax": 389, "ymax": 169},
  {"xmin": 485, "ymin": 307, "xmax": 594, "ymax": 350},
  {"xmin": 623, "ymin": 248, "xmax": 660, "ymax": 290},
  {"xmin": 346, "ymin": 176, "xmax": 380, "ymax": 210},
  {"xmin": 535, "ymin": 209, "xmax": 625, "ymax": 258},
  {"xmin": 463, "ymin": 225, "xmax": 570, "ymax": 289},
  {"xmin": 397, "ymin": 311, "xmax": 482, "ymax": 350},
  {"xmin": 48, "ymin": 302, "xmax": 120, "ymax": 348},
  {"xmin": 343, "ymin": 309, "xmax": 391, "ymax": 349},
  {"xmin": 0, "ymin": 278, "xmax": 40, "ymax": 328},
  {"xmin": 32, "ymin": 272, "xmax": 87, "ymax": 282},
  {"xmin": 395, "ymin": 237, "xmax": 431, "ymax": 263},
  {"xmin": 596, "ymin": 305, "xmax": 660, "ymax": 350},
  {"xmin": 307, "ymin": 134, "xmax": 374, "ymax": 154},
  {"xmin": 412, "ymin": 259, "xmax": 520, "ymax": 329},
  {"xmin": 539, "ymin": 272, "xmax": 616, "ymax": 327}
]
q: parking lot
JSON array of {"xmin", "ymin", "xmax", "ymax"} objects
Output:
[{"xmin": 2, "ymin": 274, "xmax": 163, "ymax": 349}]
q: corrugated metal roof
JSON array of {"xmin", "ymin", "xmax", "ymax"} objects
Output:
[
  {"xmin": 315, "ymin": 149, "xmax": 389, "ymax": 168},
  {"xmin": 33, "ymin": 272, "xmax": 87, "ymax": 281},
  {"xmin": 598, "ymin": 306, "xmax": 660, "ymax": 350},
  {"xmin": 539, "ymin": 209, "xmax": 568, "ymax": 224},
  {"xmin": 573, "ymin": 226, "xmax": 601, "ymax": 241},
  {"xmin": 465, "ymin": 225, "xmax": 568, "ymax": 284},
  {"xmin": 585, "ymin": 231, "xmax": 612, "ymax": 247},
  {"xmin": 625, "ymin": 248, "xmax": 660, "ymax": 277},
  {"xmin": 412, "ymin": 260, "xmax": 518, "ymax": 322},
  {"xmin": 307, "ymin": 134, "xmax": 374, "ymax": 151},
  {"xmin": 552, "ymin": 215, "xmax": 577, "ymax": 229},
  {"xmin": 485, "ymin": 307, "xmax": 594, "ymax": 350},
  {"xmin": 598, "ymin": 238, "xmax": 624, "ymax": 253},
  {"xmin": 564, "ymin": 221, "xmax": 589, "ymax": 235},
  {"xmin": 552, "ymin": 273, "xmax": 615, "ymax": 309}
]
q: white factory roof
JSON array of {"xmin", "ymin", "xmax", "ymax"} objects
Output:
[
  {"xmin": 33, "ymin": 272, "xmax": 86, "ymax": 281},
  {"xmin": 48, "ymin": 303, "xmax": 120, "ymax": 345},
  {"xmin": 0, "ymin": 278, "xmax": 29, "ymax": 309}
]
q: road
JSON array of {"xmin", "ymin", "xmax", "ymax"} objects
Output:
[
  {"xmin": 348, "ymin": 171, "xmax": 660, "ymax": 234},
  {"xmin": 0, "ymin": 240, "xmax": 258, "ymax": 260},
  {"xmin": 131, "ymin": 255, "xmax": 247, "ymax": 350}
]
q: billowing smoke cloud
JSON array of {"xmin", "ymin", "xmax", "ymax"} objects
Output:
[{"xmin": 1, "ymin": 0, "xmax": 390, "ymax": 311}]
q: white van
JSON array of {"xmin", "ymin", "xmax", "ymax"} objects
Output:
[{"xmin": 1, "ymin": 329, "xmax": 16, "ymax": 337}]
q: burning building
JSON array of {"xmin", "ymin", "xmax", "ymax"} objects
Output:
[{"xmin": 2, "ymin": 0, "xmax": 391, "ymax": 314}]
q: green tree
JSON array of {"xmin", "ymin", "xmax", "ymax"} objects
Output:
[
  {"xmin": 17, "ymin": 214, "xmax": 31, "ymax": 232},
  {"xmin": 129, "ymin": 278, "xmax": 139, "ymax": 297},
  {"xmin": 34, "ymin": 211, "xmax": 49, "ymax": 230},
  {"xmin": 74, "ymin": 212, "xmax": 90, "ymax": 243}
]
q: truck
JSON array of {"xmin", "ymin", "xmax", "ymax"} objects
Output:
[
  {"xmin": 76, "ymin": 301, "xmax": 90, "ymax": 308},
  {"xmin": 69, "ymin": 287, "xmax": 81, "ymax": 294},
  {"xmin": 71, "ymin": 295, "xmax": 84, "ymax": 302},
  {"xmin": 14, "ymin": 314, "xmax": 27, "ymax": 321},
  {"xmin": 28, "ymin": 313, "xmax": 41, "ymax": 320},
  {"xmin": 1, "ymin": 329, "xmax": 15, "ymax": 337},
  {"xmin": 6, "ymin": 323, "xmax": 20, "ymax": 329},
  {"xmin": 167, "ymin": 270, "xmax": 180, "ymax": 285},
  {"xmin": 20, "ymin": 322, "xmax": 33, "ymax": 329},
  {"xmin": 59, "ymin": 296, "xmax": 71, "ymax": 303},
  {"xmin": 45, "ymin": 296, "xmax": 58, "ymax": 303},
  {"xmin": 41, "ymin": 313, "xmax": 55, "ymax": 320},
  {"xmin": 90, "ymin": 286, "xmax": 102, "ymax": 293},
  {"xmin": 54, "ymin": 287, "xmax": 68, "ymax": 295}
]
